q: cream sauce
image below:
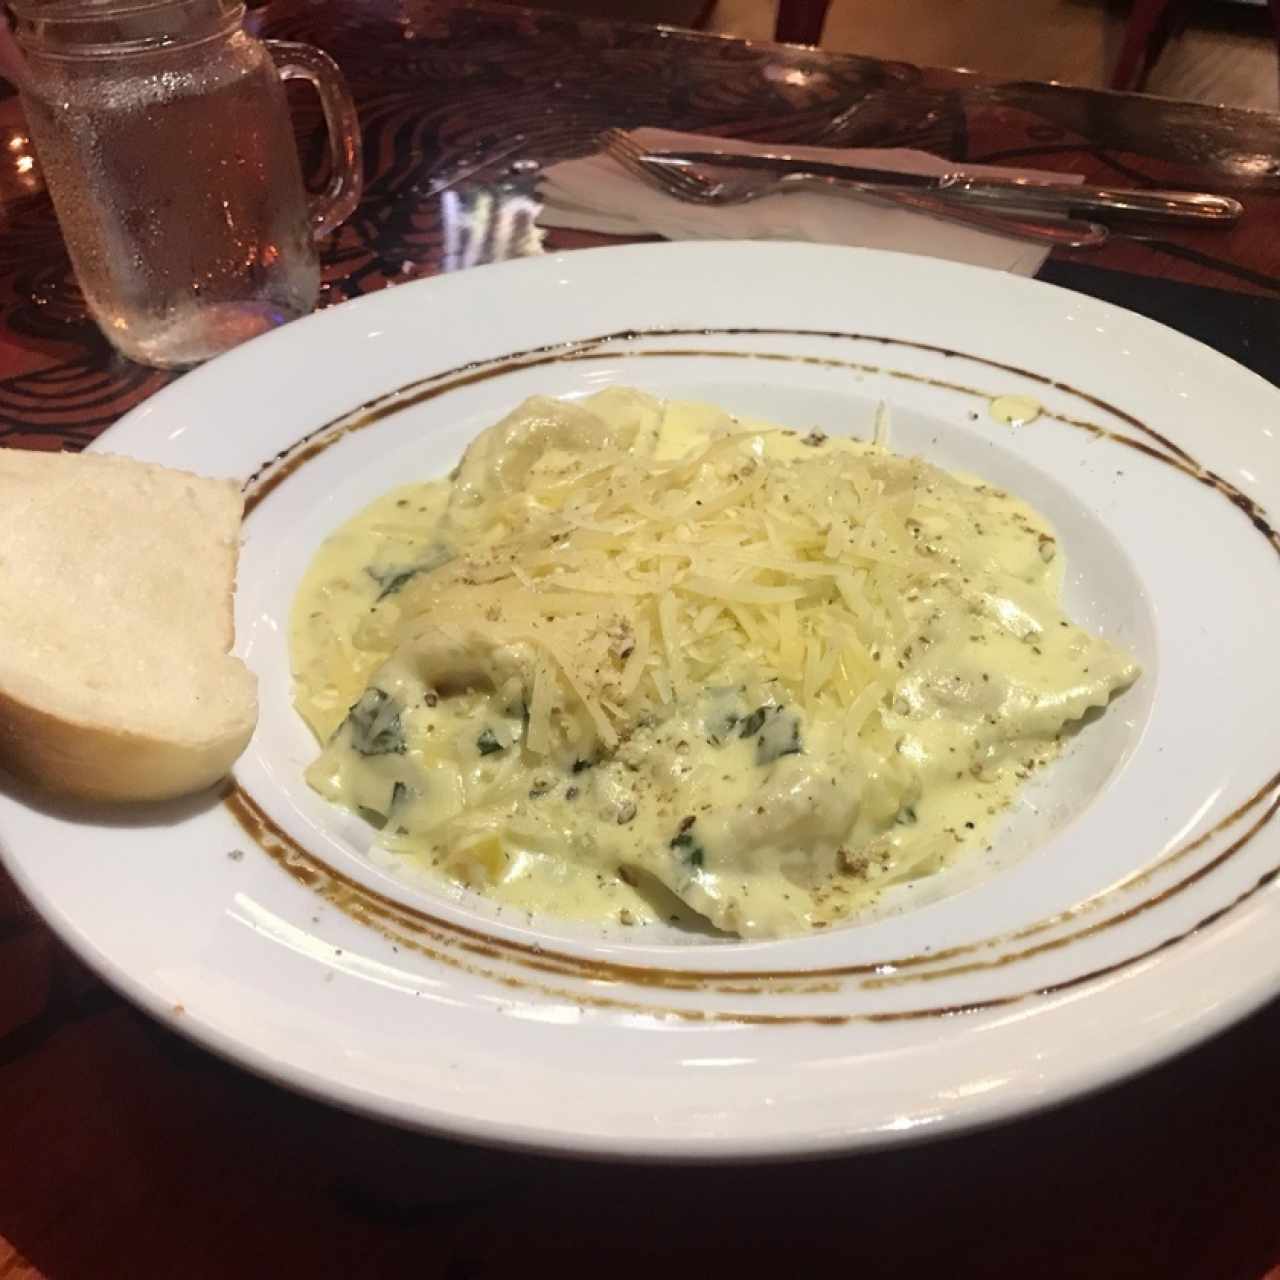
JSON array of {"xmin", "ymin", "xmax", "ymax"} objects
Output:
[
  {"xmin": 989, "ymin": 394, "xmax": 1043, "ymax": 427},
  {"xmin": 290, "ymin": 390, "xmax": 1137, "ymax": 938}
]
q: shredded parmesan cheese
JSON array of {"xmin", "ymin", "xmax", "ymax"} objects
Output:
[{"xmin": 390, "ymin": 410, "xmax": 953, "ymax": 761}]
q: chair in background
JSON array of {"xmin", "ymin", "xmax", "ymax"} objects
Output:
[
  {"xmin": 508, "ymin": 0, "xmax": 831, "ymax": 47},
  {"xmin": 773, "ymin": 0, "xmax": 831, "ymax": 44},
  {"xmin": 1111, "ymin": 0, "xmax": 1280, "ymax": 91}
]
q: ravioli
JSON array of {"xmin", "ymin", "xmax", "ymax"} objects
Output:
[{"xmin": 290, "ymin": 389, "xmax": 1138, "ymax": 938}]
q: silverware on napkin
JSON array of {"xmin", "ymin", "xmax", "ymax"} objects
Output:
[
  {"xmin": 601, "ymin": 127, "xmax": 1108, "ymax": 250},
  {"xmin": 646, "ymin": 150, "xmax": 1243, "ymax": 226}
]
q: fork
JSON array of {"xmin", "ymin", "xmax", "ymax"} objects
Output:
[{"xmin": 601, "ymin": 129, "xmax": 1109, "ymax": 251}]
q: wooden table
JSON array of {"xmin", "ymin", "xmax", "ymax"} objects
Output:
[{"xmin": 3, "ymin": 3, "xmax": 1280, "ymax": 1275}]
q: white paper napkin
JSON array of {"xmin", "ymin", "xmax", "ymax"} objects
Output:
[{"xmin": 539, "ymin": 128, "xmax": 1084, "ymax": 277}]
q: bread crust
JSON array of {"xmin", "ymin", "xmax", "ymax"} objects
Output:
[{"xmin": 0, "ymin": 679, "xmax": 256, "ymax": 803}]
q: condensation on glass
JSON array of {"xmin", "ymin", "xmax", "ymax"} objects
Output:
[{"xmin": 11, "ymin": 0, "xmax": 363, "ymax": 367}]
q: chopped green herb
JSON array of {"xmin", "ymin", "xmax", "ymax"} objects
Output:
[
  {"xmin": 366, "ymin": 566, "xmax": 422, "ymax": 599},
  {"xmin": 670, "ymin": 822, "xmax": 705, "ymax": 870},
  {"xmin": 706, "ymin": 705, "xmax": 740, "ymax": 745},
  {"xmin": 344, "ymin": 688, "xmax": 406, "ymax": 756},
  {"xmin": 738, "ymin": 707, "xmax": 768, "ymax": 739},
  {"xmin": 755, "ymin": 708, "xmax": 803, "ymax": 765},
  {"xmin": 365, "ymin": 545, "xmax": 453, "ymax": 600}
]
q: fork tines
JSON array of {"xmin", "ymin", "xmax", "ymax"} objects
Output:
[{"xmin": 600, "ymin": 128, "xmax": 708, "ymax": 199}]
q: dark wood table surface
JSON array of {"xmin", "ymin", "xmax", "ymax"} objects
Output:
[{"xmin": 4, "ymin": 3, "xmax": 1280, "ymax": 1275}]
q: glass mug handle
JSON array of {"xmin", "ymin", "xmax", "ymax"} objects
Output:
[{"xmin": 266, "ymin": 40, "xmax": 363, "ymax": 240}]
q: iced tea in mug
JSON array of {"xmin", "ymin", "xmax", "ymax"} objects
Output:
[{"xmin": 10, "ymin": 0, "xmax": 362, "ymax": 367}]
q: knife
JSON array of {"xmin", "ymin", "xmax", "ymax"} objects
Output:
[{"xmin": 645, "ymin": 150, "xmax": 1242, "ymax": 225}]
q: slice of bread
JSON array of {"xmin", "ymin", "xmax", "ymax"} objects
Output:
[{"xmin": 0, "ymin": 449, "xmax": 258, "ymax": 803}]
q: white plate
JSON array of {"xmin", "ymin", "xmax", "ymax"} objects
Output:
[{"xmin": 3, "ymin": 242, "xmax": 1279, "ymax": 1161}]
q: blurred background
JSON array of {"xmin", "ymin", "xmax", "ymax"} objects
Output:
[{"xmin": 514, "ymin": 0, "xmax": 1280, "ymax": 112}]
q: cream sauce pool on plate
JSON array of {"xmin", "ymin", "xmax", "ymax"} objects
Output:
[{"xmin": 289, "ymin": 390, "xmax": 1138, "ymax": 938}]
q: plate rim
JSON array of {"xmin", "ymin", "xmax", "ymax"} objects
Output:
[{"xmin": 4, "ymin": 241, "xmax": 1280, "ymax": 1161}]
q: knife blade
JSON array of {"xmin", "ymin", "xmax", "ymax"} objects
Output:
[{"xmin": 645, "ymin": 150, "xmax": 1242, "ymax": 224}]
